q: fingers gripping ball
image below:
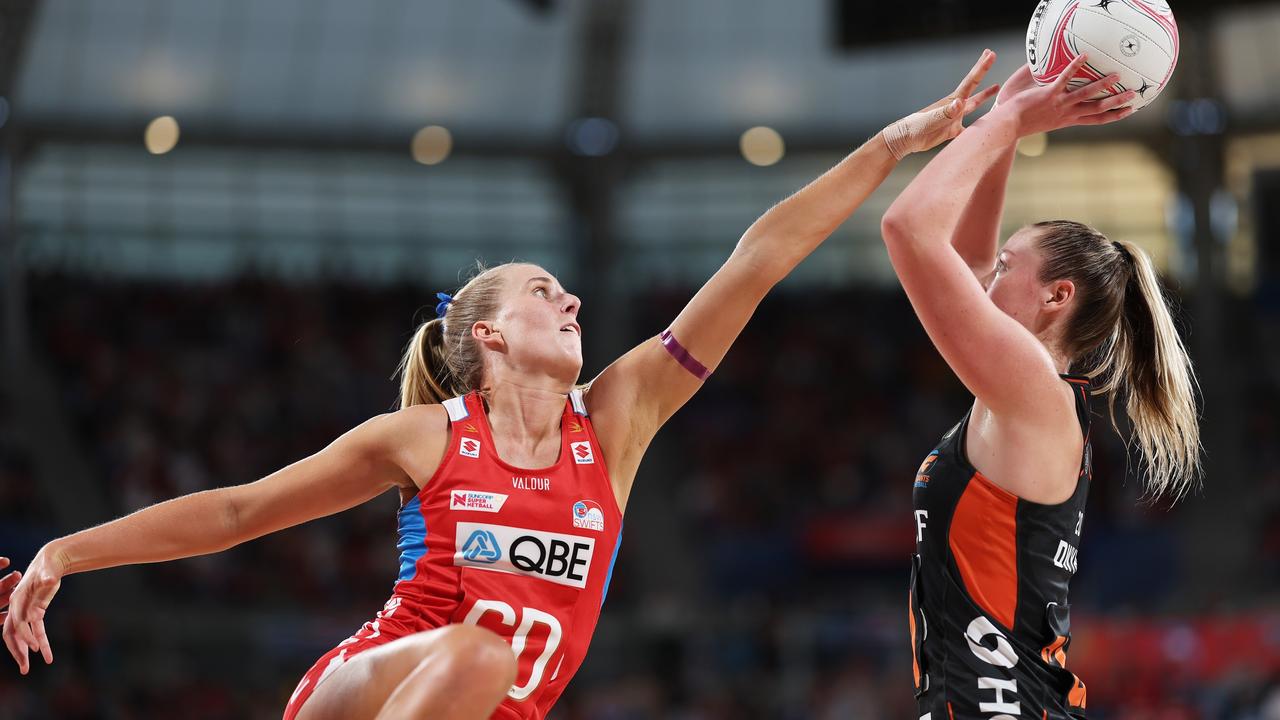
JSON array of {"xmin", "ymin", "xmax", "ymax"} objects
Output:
[{"xmin": 1026, "ymin": 0, "xmax": 1179, "ymax": 112}]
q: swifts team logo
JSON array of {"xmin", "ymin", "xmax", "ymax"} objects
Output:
[
  {"xmin": 459, "ymin": 437, "xmax": 481, "ymax": 459},
  {"xmin": 570, "ymin": 440, "xmax": 594, "ymax": 464},
  {"xmin": 572, "ymin": 500, "xmax": 605, "ymax": 532}
]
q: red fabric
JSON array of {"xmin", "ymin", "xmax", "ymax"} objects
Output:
[{"xmin": 284, "ymin": 392, "xmax": 622, "ymax": 720}]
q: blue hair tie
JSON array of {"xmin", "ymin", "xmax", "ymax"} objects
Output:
[{"xmin": 435, "ymin": 292, "xmax": 454, "ymax": 319}]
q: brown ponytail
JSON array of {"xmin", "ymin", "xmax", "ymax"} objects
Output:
[
  {"xmin": 1035, "ymin": 222, "xmax": 1202, "ymax": 502},
  {"xmin": 395, "ymin": 263, "xmax": 509, "ymax": 409}
]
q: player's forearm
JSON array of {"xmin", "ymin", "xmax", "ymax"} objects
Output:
[
  {"xmin": 882, "ymin": 111, "xmax": 1019, "ymax": 250},
  {"xmin": 734, "ymin": 133, "xmax": 897, "ymax": 285},
  {"xmin": 44, "ymin": 487, "xmax": 241, "ymax": 576},
  {"xmin": 951, "ymin": 140, "xmax": 1016, "ymax": 274}
]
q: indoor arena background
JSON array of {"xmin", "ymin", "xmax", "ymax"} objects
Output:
[{"xmin": 2, "ymin": 1, "xmax": 1280, "ymax": 718}]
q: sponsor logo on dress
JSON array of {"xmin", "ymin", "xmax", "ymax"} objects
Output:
[
  {"xmin": 460, "ymin": 437, "xmax": 481, "ymax": 459},
  {"xmin": 572, "ymin": 500, "xmax": 605, "ymax": 532},
  {"xmin": 450, "ymin": 490, "xmax": 508, "ymax": 513},
  {"xmin": 454, "ymin": 522, "xmax": 595, "ymax": 589},
  {"xmin": 571, "ymin": 441, "xmax": 594, "ymax": 464},
  {"xmin": 569, "ymin": 420, "xmax": 585, "ymax": 433},
  {"xmin": 512, "ymin": 476, "xmax": 551, "ymax": 491},
  {"xmin": 915, "ymin": 451, "xmax": 939, "ymax": 488},
  {"xmin": 459, "ymin": 528, "xmax": 502, "ymax": 564}
]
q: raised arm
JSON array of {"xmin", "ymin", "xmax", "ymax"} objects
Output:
[
  {"xmin": 952, "ymin": 64, "xmax": 1065, "ymax": 280},
  {"xmin": 879, "ymin": 55, "xmax": 1134, "ymax": 417},
  {"xmin": 2, "ymin": 404, "xmax": 447, "ymax": 674},
  {"xmin": 584, "ymin": 53, "xmax": 1001, "ymax": 507}
]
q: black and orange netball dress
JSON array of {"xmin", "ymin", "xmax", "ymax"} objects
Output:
[{"xmin": 909, "ymin": 375, "xmax": 1093, "ymax": 720}]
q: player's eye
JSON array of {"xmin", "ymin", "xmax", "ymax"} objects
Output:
[{"xmin": 533, "ymin": 287, "xmax": 549, "ymax": 298}]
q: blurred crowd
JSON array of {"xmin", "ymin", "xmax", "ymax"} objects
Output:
[{"xmin": 0, "ymin": 271, "xmax": 1277, "ymax": 718}]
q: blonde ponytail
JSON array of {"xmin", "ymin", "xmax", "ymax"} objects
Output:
[
  {"xmin": 1034, "ymin": 222, "xmax": 1202, "ymax": 502},
  {"xmin": 396, "ymin": 318, "xmax": 453, "ymax": 408},
  {"xmin": 1105, "ymin": 240, "xmax": 1202, "ymax": 502},
  {"xmin": 394, "ymin": 263, "xmax": 509, "ymax": 409}
]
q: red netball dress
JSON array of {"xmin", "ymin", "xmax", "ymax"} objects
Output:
[{"xmin": 284, "ymin": 389, "xmax": 623, "ymax": 720}]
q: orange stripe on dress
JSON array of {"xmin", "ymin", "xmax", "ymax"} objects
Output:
[
  {"xmin": 1069, "ymin": 674, "xmax": 1088, "ymax": 708},
  {"xmin": 949, "ymin": 472, "xmax": 1019, "ymax": 630},
  {"xmin": 908, "ymin": 592, "xmax": 921, "ymax": 688},
  {"xmin": 1041, "ymin": 635, "xmax": 1068, "ymax": 667}
]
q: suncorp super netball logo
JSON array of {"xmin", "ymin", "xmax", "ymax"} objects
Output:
[{"xmin": 450, "ymin": 490, "xmax": 508, "ymax": 513}]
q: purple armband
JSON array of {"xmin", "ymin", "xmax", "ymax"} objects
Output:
[{"xmin": 660, "ymin": 329, "xmax": 711, "ymax": 381}]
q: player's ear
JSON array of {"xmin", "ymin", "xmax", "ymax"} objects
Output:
[
  {"xmin": 1044, "ymin": 279, "xmax": 1075, "ymax": 315},
  {"xmin": 473, "ymin": 321, "xmax": 505, "ymax": 352}
]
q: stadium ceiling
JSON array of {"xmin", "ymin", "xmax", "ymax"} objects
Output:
[
  {"xmin": 11, "ymin": 0, "xmax": 1280, "ymax": 150},
  {"xmin": 835, "ymin": 0, "xmax": 1280, "ymax": 47}
]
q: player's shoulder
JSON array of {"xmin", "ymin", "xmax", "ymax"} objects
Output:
[
  {"xmin": 366, "ymin": 404, "xmax": 454, "ymax": 481},
  {"xmin": 387, "ymin": 402, "xmax": 451, "ymax": 431},
  {"xmin": 359, "ymin": 403, "xmax": 451, "ymax": 448}
]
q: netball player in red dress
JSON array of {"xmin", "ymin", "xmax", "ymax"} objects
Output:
[
  {"xmin": 881, "ymin": 55, "xmax": 1202, "ymax": 719},
  {"xmin": 3, "ymin": 55, "xmax": 1001, "ymax": 720}
]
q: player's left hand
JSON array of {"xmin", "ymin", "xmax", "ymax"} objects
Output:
[
  {"xmin": 3, "ymin": 549, "xmax": 61, "ymax": 675},
  {"xmin": 881, "ymin": 48, "xmax": 1002, "ymax": 159}
]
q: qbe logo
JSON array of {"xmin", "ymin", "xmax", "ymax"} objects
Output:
[
  {"xmin": 454, "ymin": 522, "xmax": 595, "ymax": 589},
  {"xmin": 459, "ymin": 437, "xmax": 481, "ymax": 459},
  {"xmin": 460, "ymin": 529, "xmax": 502, "ymax": 563},
  {"xmin": 570, "ymin": 441, "xmax": 594, "ymax": 464},
  {"xmin": 572, "ymin": 500, "xmax": 605, "ymax": 532}
]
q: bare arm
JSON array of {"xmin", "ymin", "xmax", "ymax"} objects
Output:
[
  {"xmin": 951, "ymin": 65, "xmax": 1066, "ymax": 279},
  {"xmin": 3, "ymin": 404, "xmax": 446, "ymax": 673},
  {"xmin": 880, "ymin": 55, "xmax": 1134, "ymax": 417},
  {"xmin": 53, "ymin": 408, "xmax": 439, "ymax": 574},
  {"xmin": 585, "ymin": 54, "xmax": 1002, "ymax": 508}
]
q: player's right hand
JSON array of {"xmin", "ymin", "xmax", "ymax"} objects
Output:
[
  {"xmin": 994, "ymin": 54, "xmax": 1136, "ymax": 136},
  {"xmin": 2, "ymin": 548, "xmax": 62, "ymax": 674}
]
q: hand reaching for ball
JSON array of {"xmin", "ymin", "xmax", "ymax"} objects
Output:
[
  {"xmin": 881, "ymin": 49, "xmax": 1002, "ymax": 160},
  {"xmin": 994, "ymin": 55, "xmax": 1136, "ymax": 136}
]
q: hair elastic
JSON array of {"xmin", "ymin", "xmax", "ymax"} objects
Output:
[
  {"xmin": 435, "ymin": 292, "xmax": 454, "ymax": 319},
  {"xmin": 660, "ymin": 329, "xmax": 711, "ymax": 381}
]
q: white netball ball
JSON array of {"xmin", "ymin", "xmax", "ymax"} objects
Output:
[{"xmin": 1026, "ymin": 0, "xmax": 1179, "ymax": 112}]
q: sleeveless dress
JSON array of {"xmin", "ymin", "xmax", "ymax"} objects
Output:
[
  {"xmin": 284, "ymin": 390, "xmax": 622, "ymax": 720},
  {"xmin": 909, "ymin": 376, "xmax": 1092, "ymax": 720}
]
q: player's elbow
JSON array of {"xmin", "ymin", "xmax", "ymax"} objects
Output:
[{"xmin": 880, "ymin": 210, "xmax": 912, "ymax": 247}]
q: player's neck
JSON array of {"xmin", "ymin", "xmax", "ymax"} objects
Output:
[{"xmin": 482, "ymin": 380, "xmax": 566, "ymax": 450}]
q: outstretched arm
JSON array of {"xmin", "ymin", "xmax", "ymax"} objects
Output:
[
  {"xmin": 2, "ymin": 404, "xmax": 447, "ymax": 674},
  {"xmin": 585, "ymin": 52, "xmax": 1001, "ymax": 508},
  {"xmin": 880, "ymin": 55, "xmax": 1134, "ymax": 417}
]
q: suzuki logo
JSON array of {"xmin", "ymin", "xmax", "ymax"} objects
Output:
[{"xmin": 461, "ymin": 529, "xmax": 502, "ymax": 563}]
